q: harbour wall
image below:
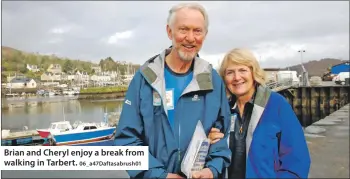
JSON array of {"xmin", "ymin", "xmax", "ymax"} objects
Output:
[{"xmin": 278, "ymin": 85, "xmax": 349, "ymax": 127}]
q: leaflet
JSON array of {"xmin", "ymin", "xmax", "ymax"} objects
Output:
[{"xmin": 181, "ymin": 120, "xmax": 210, "ymax": 178}]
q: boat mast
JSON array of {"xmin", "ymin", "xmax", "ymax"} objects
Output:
[{"xmin": 63, "ymin": 105, "xmax": 66, "ymax": 121}]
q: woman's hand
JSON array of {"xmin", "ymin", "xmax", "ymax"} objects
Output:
[{"xmin": 208, "ymin": 128, "xmax": 224, "ymax": 144}]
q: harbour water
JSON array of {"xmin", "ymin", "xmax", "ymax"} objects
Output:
[
  {"xmin": 1, "ymin": 96, "xmax": 130, "ymax": 178},
  {"xmin": 1, "ymin": 96, "xmax": 124, "ymax": 132}
]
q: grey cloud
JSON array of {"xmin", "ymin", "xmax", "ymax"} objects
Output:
[
  {"xmin": 203, "ymin": 1, "xmax": 348, "ymax": 50},
  {"xmin": 2, "ymin": 1, "xmax": 349, "ymax": 67}
]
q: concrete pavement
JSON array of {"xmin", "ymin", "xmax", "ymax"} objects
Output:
[{"xmin": 305, "ymin": 103, "xmax": 349, "ymax": 178}]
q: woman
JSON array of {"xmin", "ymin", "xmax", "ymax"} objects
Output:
[{"xmin": 209, "ymin": 48, "xmax": 311, "ymax": 178}]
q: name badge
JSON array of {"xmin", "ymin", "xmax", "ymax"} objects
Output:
[
  {"xmin": 230, "ymin": 114, "xmax": 237, "ymax": 132},
  {"xmin": 153, "ymin": 91, "xmax": 161, "ymax": 106},
  {"xmin": 165, "ymin": 89, "xmax": 174, "ymax": 110}
]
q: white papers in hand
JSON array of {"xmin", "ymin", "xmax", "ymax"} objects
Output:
[{"xmin": 181, "ymin": 120, "xmax": 210, "ymax": 178}]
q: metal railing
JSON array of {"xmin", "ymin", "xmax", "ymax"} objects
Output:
[{"xmin": 266, "ymin": 79, "xmax": 296, "ymax": 91}]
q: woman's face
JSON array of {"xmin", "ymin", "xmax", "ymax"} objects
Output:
[{"xmin": 224, "ymin": 63, "xmax": 255, "ymax": 97}]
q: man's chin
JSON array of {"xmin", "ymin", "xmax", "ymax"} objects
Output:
[
  {"xmin": 181, "ymin": 57, "xmax": 194, "ymax": 62},
  {"xmin": 179, "ymin": 52, "xmax": 196, "ymax": 62}
]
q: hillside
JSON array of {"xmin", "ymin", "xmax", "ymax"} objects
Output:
[
  {"xmin": 1, "ymin": 46, "xmax": 140, "ymax": 82},
  {"xmin": 285, "ymin": 58, "xmax": 347, "ymax": 77},
  {"xmin": 2, "ymin": 46, "xmax": 24, "ymax": 57}
]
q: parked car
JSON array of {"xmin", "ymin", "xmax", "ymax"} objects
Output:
[{"xmin": 333, "ymin": 72, "xmax": 350, "ymax": 85}]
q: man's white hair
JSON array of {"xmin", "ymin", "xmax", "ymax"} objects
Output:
[{"xmin": 167, "ymin": 2, "xmax": 209, "ymax": 32}]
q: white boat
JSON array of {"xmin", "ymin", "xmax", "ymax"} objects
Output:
[
  {"xmin": 62, "ymin": 89, "xmax": 75, "ymax": 95},
  {"xmin": 37, "ymin": 120, "xmax": 116, "ymax": 146},
  {"xmin": 43, "ymin": 91, "xmax": 56, "ymax": 96}
]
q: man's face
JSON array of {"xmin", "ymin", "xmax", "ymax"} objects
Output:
[{"xmin": 167, "ymin": 8, "xmax": 207, "ymax": 61}]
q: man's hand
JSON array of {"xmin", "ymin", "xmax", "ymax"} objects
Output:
[
  {"xmin": 192, "ymin": 168, "xmax": 214, "ymax": 179},
  {"xmin": 208, "ymin": 127, "xmax": 224, "ymax": 144},
  {"xmin": 166, "ymin": 173, "xmax": 184, "ymax": 179}
]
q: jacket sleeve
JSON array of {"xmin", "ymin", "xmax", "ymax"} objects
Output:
[
  {"xmin": 114, "ymin": 72, "xmax": 168, "ymax": 179},
  {"xmin": 277, "ymin": 97, "xmax": 311, "ymax": 178},
  {"xmin": 204, "ymin": 77, "xmax": 232, "ymax": 178}
]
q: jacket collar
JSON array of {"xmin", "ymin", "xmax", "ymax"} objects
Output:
[
  {"xmin": 139, "ymin": 47, "xmax": 214, "ymax": 116},
  {"xmin": 140, "ymin": 47, "xmax": 214, "ymax": 93},
  {"xmin": 246, "ymin": 84, "xmax": 272, "ymax": 156}
]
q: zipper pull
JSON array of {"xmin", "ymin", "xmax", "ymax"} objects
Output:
[{"xmin": 239, "ymin": 125, "xmax": 243, "ymax": 134}]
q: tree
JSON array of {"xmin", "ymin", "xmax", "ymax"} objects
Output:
[
  {"xmin": 1, "ymin": 73, "xmax": 7, "ymax": 83},
  {"xmin": 19, "ymin": 63, "xmax": 28, "ymax": 73},
  {"xmin": 63, "ymin": 60, "xmax": 74, "ymax": 73}
]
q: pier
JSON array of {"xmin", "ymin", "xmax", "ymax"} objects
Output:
[
  {"xmin": 274, "ymin": 81, "xmax": 349, "ymax": 127},
  {"xmin": 1, "ymin": 130, "xmax": 46, "ymax": 146},
  {"xmin": 305, "ymin": 104, "xmax": 349, "ymax": 178}
]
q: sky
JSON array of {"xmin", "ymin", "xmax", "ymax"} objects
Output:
[{"xmin": 2, "ymin": 1, "xmax": 349, "ymax": 68}]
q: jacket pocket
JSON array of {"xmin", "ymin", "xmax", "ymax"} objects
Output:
[{"xmin": 256, "ymin": 132, "xmax": 279, "ymax": 168}]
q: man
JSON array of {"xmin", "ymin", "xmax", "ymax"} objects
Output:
[{"xmin": 114, "ymin": 3, "xmax": 231, "ymax": 179}]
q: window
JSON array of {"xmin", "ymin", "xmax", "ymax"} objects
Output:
[
  {"xmin": 57, "ymin": 124, "xmax": 68, "ymax": 129},
  {"xmin": 83, "ymin": 126, "xmax": 97, "ymax": 130}
]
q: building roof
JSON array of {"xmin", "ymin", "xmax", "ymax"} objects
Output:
[
  {"xmin": 332, "ymin": 62, "xmax": 349, "ymax": 68},
  {"xmin": 10, "ymin": 77, "xmax": 34, "ymax": 83},
  {"xmin": 263, "ymin": 68, "xmax": 285, "ymax": 71}
]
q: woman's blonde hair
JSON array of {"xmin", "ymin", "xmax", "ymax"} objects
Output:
[{"xmin": 219, "ymin": 48, "xmax": 266, "ymax": 86}]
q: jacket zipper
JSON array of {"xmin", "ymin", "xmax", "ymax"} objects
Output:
[
  {"xmin": 178, "ymin": 122, "xmax": 181, "ymax": 169},
  {"xmin": 176, "ymin": 99, "xmax": 182, "ymax": 172}
]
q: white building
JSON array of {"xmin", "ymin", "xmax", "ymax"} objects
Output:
[{"xmin": 7, "ymin": 78, "xmax": 37, "ymax": 89}]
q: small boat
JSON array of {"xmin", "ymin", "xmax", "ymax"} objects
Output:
[
  {"xmin": 37, "ymin": 120, "xmax": 116, "ymax": 146},
  {"xmin": 5, "ymin": 93, "xmax": 19, "ymax": 97},
  {"xmin": 1, "ymin": 129, "xmax": 48, "ymax": 146},
  {"xmin": 62, "ymin": 89, "xmax": 75, "ymax": 95},
  {"xmin": 46, "ymin": 91, "xmax": 56, "ymax": 96},
  {"xmin": 36, "ymin": 89, "xmax": 45, "ymax": 96}
]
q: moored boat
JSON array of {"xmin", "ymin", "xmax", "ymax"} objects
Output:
[
  {"xmin": 37, "ymin": 121, "xmax": 116, "ymax": 146},
  {"xmin": 37, "ymin": 121, "xmax": 73, "ymax": 138}
]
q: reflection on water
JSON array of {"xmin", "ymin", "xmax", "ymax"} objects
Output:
[{"xmin": 1, "ymin": 97, "xmax": 124, "ymax": 132}]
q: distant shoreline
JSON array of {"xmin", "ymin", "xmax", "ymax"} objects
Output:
[
  {"xmin": 77, "ymin": 91, "xmax": 126, "ymax": 100},
  {"xmin": 1, "ymin": 91, "xmax": 127, "ymax": 110},
  {"xmin": 1, "ymin": 86, "xmax": 128, "ymax": 99}
]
